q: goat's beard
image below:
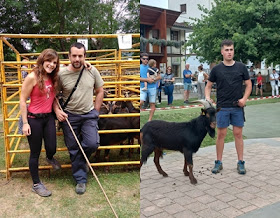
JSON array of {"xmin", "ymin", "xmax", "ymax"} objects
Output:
[{"xmin": 206, "ymin": 126, "xmax": 216, "ymax": 138}]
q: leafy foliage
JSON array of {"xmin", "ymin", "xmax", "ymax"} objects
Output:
[
  {"xmin": 0, "ymin": 0, "xmax": 139, "ymax": 60},
  {"xmin": 186, "ymin": 0, "xmax": 280, "ymax": 65}
]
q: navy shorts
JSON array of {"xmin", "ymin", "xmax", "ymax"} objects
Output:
[{"xmin": 217, "ymin": 107, "xmax": 244, "ymax": 128}]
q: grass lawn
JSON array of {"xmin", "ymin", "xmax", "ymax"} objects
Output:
[
  {"xmin": 0, "ymin": 126, "xmax": 140, "ymax": 217},
  {"xmin": 141, "ymin": 95, "xmax": 280, "ymax": 148}
]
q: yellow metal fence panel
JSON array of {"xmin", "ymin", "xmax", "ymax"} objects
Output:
[{"xmin": 0, "ymin": 34, "xmax": 140, "ymax": 179}]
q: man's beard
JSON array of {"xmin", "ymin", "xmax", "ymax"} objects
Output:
[{"xmin": 72, "ymin": 61, "xmax": 82, "ymax": 69}]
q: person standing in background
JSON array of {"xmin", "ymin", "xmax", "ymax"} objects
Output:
[
  {"xmin": 248, "ymin": 66, "xmax": 256, "ymax": 95},
  {"xmin": 140, "ymin": 53, "xmax": 161, "ymax": 121},
  {"xmin": 269, "ymin": 68, "xmax": 279, "ymax": 97},
  {"xmin": 183, "ymin": 63, "xmax": 193, "ymax": 104},
  {"xmin": 256, "ymin": 72, "xmax": 263, "ymax": 97},
  {"xmin": 163, "ymin": 66, "xmax": 175, "ymax": 105},
  {"xmin": 196, "ymin": 65, "xmax": 208, "ymax": 100}
]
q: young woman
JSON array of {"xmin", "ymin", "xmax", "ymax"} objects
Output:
[
  {"xmin": 163, "ymin": 66, "xmax": 175, "ymax": 105},
  {"xmin": 196, "ymin": 65, "xmax": 209, "ymax": 100},
  {"xmin": 20, "ymin": 49, "xmax": 61, "ymax": 197}
]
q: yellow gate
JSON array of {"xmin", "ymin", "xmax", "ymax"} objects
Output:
[{"xmin": 0, "ymin": 33, "xmax": 140, "ymax": 179}]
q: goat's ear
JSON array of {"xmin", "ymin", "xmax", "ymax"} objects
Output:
[
  {"xmin": 216, "ymin": 107, "xmax": 221, "ymax": 112},
  {"xmin": 201, "ymin": 108, "xmax": 206, "ymax": 115}
]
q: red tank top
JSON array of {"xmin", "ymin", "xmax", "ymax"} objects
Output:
[{"xmin": 28, "ymin": 79, "xmax": 55, "ymax": 113}]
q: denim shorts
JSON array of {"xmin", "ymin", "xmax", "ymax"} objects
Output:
[
  {"xmin": 217, "ymin": 107, "xmax": 244, "ymax": 128},
  {"xmin": 140, "ymin": 87, "xmax": 157, "ymax": 103},
  {"xmin": 184, "ymin": 83, "xmax": 192, "ymax": 91}
]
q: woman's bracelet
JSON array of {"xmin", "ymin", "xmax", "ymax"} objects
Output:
[{"xmin": 23, "ymin": 122, "xmax": 28, "ymax": 124}]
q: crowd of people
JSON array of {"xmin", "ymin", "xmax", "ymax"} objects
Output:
[
  {"xmin": 140, "ymin": 54, "xmax": 279, "ymax": 115},
  {"xmin": 140, "ymin": 57, "xmax": 210, "ymax": 116}
]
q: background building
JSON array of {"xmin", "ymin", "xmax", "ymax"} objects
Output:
[{"xmin": 140, "ymin": 0, "xmax": 215, "ymax": 78}]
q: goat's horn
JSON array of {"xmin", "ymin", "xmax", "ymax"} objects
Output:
[{"xmin": 192, "ymin": 100, "xmax": 213, "ymax": 108}]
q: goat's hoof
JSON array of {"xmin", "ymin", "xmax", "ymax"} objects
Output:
[
  {"xmin": 190, "ymin": 178, "xmax": 197, "ymax": 184},
  {"xmin": 162, "ymin": 172, "xmax": 168, "ymax": 177},
  {"xmin": 184, "ymin": 171, "xmax": 189, "ymax": 176}
]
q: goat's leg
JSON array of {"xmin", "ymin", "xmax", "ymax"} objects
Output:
[
  {"xmin": 188, "ymin": 164, "xmax": 197, "ymax": 184},
  {"xmin": 183, "ymin": 158, "xmax": 189, "ymax": 176},
  {"xmin": 154, "ymin": 148, "xmax": 168, "ymax": 177},
  {"xmin": 183, "ymin": 148, "xmax": 197, "ymax": 184}
]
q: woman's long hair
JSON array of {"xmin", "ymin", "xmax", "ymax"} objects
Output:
[{"xmin": 33, "ymin": 49, "xmax": 60, "ymax": 93}]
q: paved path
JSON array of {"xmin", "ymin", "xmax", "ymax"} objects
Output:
[
  {"xmin": 140, "ymin": 102, "xmax": 280, "ymax": 217},
  {"xmin": 141, "ymin": 138, "xmax": 280, "ymax": 218}
]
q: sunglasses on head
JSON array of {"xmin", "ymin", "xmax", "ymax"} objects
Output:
[{"xmin": 142, "ymin": 58, "xmax": 149, "ymax": 60}]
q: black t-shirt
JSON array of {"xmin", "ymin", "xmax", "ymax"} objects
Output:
[{"xmin": 209, "ymin": 61, "xmax": 250, "ymax": 108}]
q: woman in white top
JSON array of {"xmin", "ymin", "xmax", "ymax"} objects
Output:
[
  {"xmin": 196, "ymin": 65, "xmax": 209, "ymax": 99},
  {"xmin": 269, "ymin": 68, "xmax": 279, "ymax": 96}
]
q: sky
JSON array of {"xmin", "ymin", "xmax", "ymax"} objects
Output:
[{"xmin": 140, "ymin": 0, "xmax": 168, "ymax": 9}]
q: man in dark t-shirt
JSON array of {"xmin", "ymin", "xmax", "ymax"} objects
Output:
[{"xmin": 205, "ymin": 39, "xmax": 252, "ymax": 175}]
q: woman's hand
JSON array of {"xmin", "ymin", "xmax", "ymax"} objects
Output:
[
  {"xmin": 84, "ymin": 61, "xmax": 92, "ymax": 70},
  {"xmin": 55, "ymin": 110, "xmax": 68, "ymax": 122},
  {"xmin": 23, "ymin": 123, "xmax": 31, "ymax": 136}
]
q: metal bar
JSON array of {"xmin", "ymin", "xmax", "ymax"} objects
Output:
[
  {"xmin": 7, "ymin": 129, "xmax": 140, "ymax": 138},
  {"xmin": 4, "ymin": 97, "xmax": 139, "ymax": 104},
  {"xmin": 0, "ymin": 33, "xmax": 140, "ymax": 38},
  {"xmin": 8, "ymin": 145, "xmax": 140, "ymax": 153},
  {"xmin": 2, "ymin": 38, "xmax": 20, "ymax": 54},
  {"xmin": 2, "ymin": 80, "xmax": 140, "ymax": 87},
  {"xmin": 0, "ymin": 161, "xmax": 140, "ymax": 173}
]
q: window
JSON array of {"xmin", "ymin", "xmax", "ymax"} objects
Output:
[
  {"xmin": 180, "ymin": 4, "xmax": 186, "ymax": 13},
  {"xmin": 172, "ymin": 65, "xmax": 179, "ymax": 77},
  {"xmin": 152, "ymin": 29, "xmax": 159, "ymax": 39},
  {"xmin": 171, "ymin": 30, "xmax": 179, "ymax": 41}
]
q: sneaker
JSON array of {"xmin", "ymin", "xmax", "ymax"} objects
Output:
[
  {"xmin": 237, "ymin": 160, "xmax": 246, "ymax": 174},
  {"xmin": 142, "ymin": 87, "xmax": 148, "ymax": 91},
  {"xmin": 46, "ymin": 157, "xmax": 61, "ymax": 170},
  {"xmin": 32, "ymin": 182, "xmax": 52, "ymax": 197},
  {"xmin": 184, "ymin": 100, "xmax": 189, "ymax": 104},
  {"xmin": 75, "ymin": 183, "xmax": 86, "ymax": 195},
  {"xmin": 212, "ymin": 160, "xmax": 223, "ymax": 174}
]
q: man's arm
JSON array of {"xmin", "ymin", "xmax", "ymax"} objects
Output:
[
  {"xmin": 154, "ymin": 73, "xmax": 161, "ymax": 82},
  {"xmin": 140, "ymin": 77, "xmax": 154, "ymax": 83},
  {"xmin": 184, "ymin": 72, "xmax": 192, "ymax": 78},
  {"xmin": 238, "ymin": 79, "xmax": 252, "ymax": 107},
  {"xmin": 205, "ymin": 80, "xmax": 213, "ymax": 102},
  {"xmin": 94, "ymin": 86, "xmax": 104, "ymax": 112}
]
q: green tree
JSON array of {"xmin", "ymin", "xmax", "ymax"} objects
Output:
[
  {"xmin": 120, "ymin": 0, "xmax": 139, "ymax": 34},
  {"xmin": 186, "ymin": 0, "xmax": 280, "ymax": 66},
  {"xmin": 0, "ymin": 0, "xmax": 138, "ymax": 60}
]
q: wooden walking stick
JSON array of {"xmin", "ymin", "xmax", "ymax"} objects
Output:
[{"xmin": 55, "ymin": 98, "xmax": 118, "ymax": 218}]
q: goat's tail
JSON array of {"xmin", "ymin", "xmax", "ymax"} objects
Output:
[{"xmin": 140, "ymin": 131, "xmax": 156, "ymax": 164}]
